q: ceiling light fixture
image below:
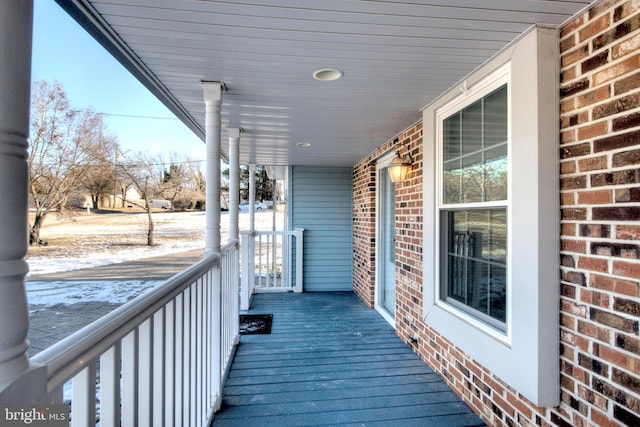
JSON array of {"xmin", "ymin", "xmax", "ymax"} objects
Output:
[{"xmin": 313, "ymin": 68, "xmax": 344, "ymax": 81}]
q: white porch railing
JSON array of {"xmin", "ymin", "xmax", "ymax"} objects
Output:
[
  {"xmin": 31, "ymin": 240, "xmax": 240, "ymax": 427},
  {"xmin": 241, "ymin": 228, "xmax": 304, "ymax": 310}
]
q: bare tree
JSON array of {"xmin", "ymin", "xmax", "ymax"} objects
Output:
[
  {"xmin": 158, "ymin": 155, "xmax": 205, "ymax": 210},
  {"xmin": 28, "ymin": 80, "xmax": 91, "ymax": 245},
  {"xmin": 80, "ymin": 116, "xmax": 119, "ymax": 209},
  {"xmin": 117, "ymin": 153, "xmax": 160, "ymax": 246}
]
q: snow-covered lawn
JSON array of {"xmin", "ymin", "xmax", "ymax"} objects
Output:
[
  {"xmin": 26, "ymin": 209, "xmax": 282, "ymax": 305},
  {"xmin": 27, "ymin": 210, "xmax": 209, "ymax": 276}
]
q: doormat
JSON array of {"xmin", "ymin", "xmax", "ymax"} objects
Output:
[{"xmin": 239, "ymin": 314, "xmax": 273, "ymax": 335}]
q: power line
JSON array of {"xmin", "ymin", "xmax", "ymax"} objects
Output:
[
  {"xmin": 41, "ymin": 107, "xmax": 180, "ymax": 121},
  {"xmin": 99, "ymin": 112, "xmax": 178, "ymax": 120}
]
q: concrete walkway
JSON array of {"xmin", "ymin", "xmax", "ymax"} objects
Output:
[{"xmin": 26, "ymin": 249, "xmax": 204, "ymax": 356}]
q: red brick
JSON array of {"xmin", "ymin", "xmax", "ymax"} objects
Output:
[
  {"xmin": 590, "ymin": 274, "xmax": 639, "ymax": 297},
  {"xmin": 577, "ymin": 155, "xmax": 608, "ymax": 172},
  {"xmin": 561, "ymin": 192, "xmax": 576, "ymax": 206},
  {"xmin": 577, "ymin": 255, "xmax": 609, "ymax": 273},
  {"xmin": 591, "ymin": 307, "xmax": 639, "ymax": 334},
  {"xmin": 616, "ymin": 333, "xmax": 640, "ymax": 355},
  {"xmin": 562, "ymin": 208, "xmax": 588, "ymax": 221},
  {"xmin": 614, "ymin": 297, "xmax": 640, "ymax": 317},
  {"xmin": 561, "ymin": 142, "xmax": 591, "ymax": 158},
  {"xmin": 561, "ymin": 14, "xmax": 586, "ymax": 38},
  {"xmin": 593, "ymin": 53, "xmax": 640, "ymax": 85},
  {"xmin": 593, "ymin": 207, "xmax": 640, "ymax": 221},
  {"xmin": 613, "ymin": 32, "xmax": 640, "ymax": 59},
  {"xmin": 562, "ymin": 66, "xmax": 578, "ymax": 83},
  {"xmin": 562, "ymin": 45, "xmax": 590, "ymax": 67},
  {"xmin": 562, "ymin": 239, "xmax": 587, "ymax": 254},
  {"xmin": 562, "ymin": 299, "xmax": 588, "ymax": 317},
  {"xmin": 560, "ymin": 34, "xmax": 577, "ymax": 53},
  {"xmin": 614, "ymin": 2, "xmax": 638, "ymax": 22},
  {"xmin": 577, "ymin": 121, "xmax": 609, "ymax": 140},
  {"xmin": 577, "ymin": 189, "xmax": 612, "ymax": 204},
  {"xmin": 561, "ymin": 160, "xmax": 577, "ymax": 174},
  {"xmin": 561, "ymin": 129, "xmax": 577, "ymax": 144},
  {"xmin": 576, "ymin": 86, "xmax": 611, "ymax": 109},
  {"xmin": 592, "ymin": 92, "xmax": 640, "ymax": 120},
  {"xmin": 617, "ymin": 225, "xmax": 640, "ymax": 240},
  {"xmin": 577, "ymin": 320, "xmax": 611, "ymax": 342},
  {"xmin": 590, "ymin": 0, "xmax": 620, "ymax": 21},
  {"xmin": 561, "ymin": 175, "xmax": 587, "ymax": 190},
  {"xmin": 561, "ymin": 78, "xmax": 590, "ymax": 98},
  {"xmin": 614, "ymin": 71, "xmax": 640, "ymax": 95},
  {"xmin": 598, "ymin": 345, "xmax": 639, "ymax": 373},
  {"xmin": 613, "ymin": 260, "xmax": 640, "ymax": 279},
  {"xmin": 612, "ymin": 149, "xmax": 640, "ymax": 167},
  {"xmin": 579, "ymin": 14, "xmax": 611, "ymax": 42},
  {"xmin": 591, "ymin": 408, "xmax": 620, "ymax": 427},
  {"xmin": 612, "ymin": 111, "xmax": 640, "ymax": 132},
  {"xmin": 580, "ymin": 224, "xmax": 611, "ymax": 238},
  {"xmin": 612, "ymin": 368, "xmax": 640, "ymax": 394},
  {"xmin": 581, "ymin": 50, "xmax": 609, "ymax": 74},
  {"xmin": 580, "ymin": 288, "xmax": 611, "ymax": 307}
]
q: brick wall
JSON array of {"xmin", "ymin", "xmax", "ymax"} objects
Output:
[
  {"xmin": 352, "ymin": 1, "xmax": 640, "ymax": 426},
  {"xmin": 559, "ymin": 1, "xmax": 640, "ymax": 426},
  {"xmin": 352, "ymin": 148, "xmax": 380, "ymax": 307},
  {"xmin": 352, "ymin": 123, "xmax": 422, "ymax": 307}
]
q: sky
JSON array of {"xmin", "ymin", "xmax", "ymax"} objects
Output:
[{"xmin": 31, "ymin": 0, "xmax": 206, "ymax": 161}]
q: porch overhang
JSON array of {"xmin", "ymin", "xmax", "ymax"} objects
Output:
[{"xmin": 53, "ymin": 0, "xmax": 594, "ymax": 168}]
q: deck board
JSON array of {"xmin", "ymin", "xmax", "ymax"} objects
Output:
[{"xmin": 212, "ymin": 292, "xmax": 485, "ymax": 426}]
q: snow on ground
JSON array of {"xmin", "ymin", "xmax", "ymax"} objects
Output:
[
  {"xmin": 26, "ymin": 210, "xmax": 283, "ymax": 306},
  {"xmin": 26, "ymin": 280, "xmax": 161, "ymax": 309},
  {"xmin": 27, "ymin": 240, "xmax": 205, "ymax": 276},
  {"xmin": 26, "ymin": 210, "xmax": 208, "ymax": 276}
]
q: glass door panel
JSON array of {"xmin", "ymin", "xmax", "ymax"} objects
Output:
[{"xmin": 377, "ymin": 167, "xmax": 396, "ymax": 322}]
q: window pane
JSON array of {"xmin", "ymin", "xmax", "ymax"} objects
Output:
[
  {"xmin": 441, "ymin": 84, "xmax": 508, "ymax": 205},
  {"xmin": 489, "ymin": 265, "xmax": 507, "ymax": 322},
  {"xmin": 487, "ymin": 209, "xmax": 507, "ymax": 263},
  {"xmin": 461, "ymin": 100, "xmax": 482, "ymax": 156},
  {"xmin": 443, "ymin": 159, "xmax": 461, "ymax": 204},
  {"xmin": 484, "ymin": 86, "xmax": 508, "ymax": 147},
  {"xmin": 461, "ymin": 152, "xmax": 484, "ymax": 203},
  {"xmin": 442, "ymin": 209, "xmax": 507, "ymax": 328},
  {"xmin": 484, "ymin": 145, "xmax": 507, "ymax": 201},
  {"xmin": 443, "ymin": 112, "xmax": 461, "ymax": 161}
]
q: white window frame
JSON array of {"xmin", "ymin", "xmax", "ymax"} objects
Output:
[
  {"xmin": 375, "ymin": 150, "xmax": 398, "ymax": 327},
  {"xmin": 421, "ymin": 26, "xmax": 559, "ymax": 407},
  {"xmin": 436, "ymin": 67, "xmax": 510, "ymax": 338}
]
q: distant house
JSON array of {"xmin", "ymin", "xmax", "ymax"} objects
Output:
[{"xmin": 107, "ymin": 187, "xmax": 141, "ymax": 208}]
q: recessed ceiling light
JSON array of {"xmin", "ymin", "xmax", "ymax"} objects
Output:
[
  {"xmin": 313, "ymin": 68, "xmax": 344, "ymax": 81},
  {"xmin": 297, "ymin": 142, "xmax": 312, "ymax": 147}
]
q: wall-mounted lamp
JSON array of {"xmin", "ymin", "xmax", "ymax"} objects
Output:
[{"xmin": 387, "ymin": 139, "xmax": 413, "ymax": 183}]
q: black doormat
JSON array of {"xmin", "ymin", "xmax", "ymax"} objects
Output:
[{"xmin": 239, "ymin": 314, "xmax": 273, "ymax": 335}]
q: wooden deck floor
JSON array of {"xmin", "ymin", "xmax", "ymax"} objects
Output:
[{"xmin": 212, "ymin": 292, "xmax": 486, "ymax": 426}]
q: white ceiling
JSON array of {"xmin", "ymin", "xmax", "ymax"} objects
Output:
[{"xmin": 56, "ymin": 0, "xmax": 595, "ymax": 167}]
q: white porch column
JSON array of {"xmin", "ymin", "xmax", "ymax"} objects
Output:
[
  {"xmin": 227, "ymin": 128, "xmax": 240, "ymax": 242},
  {"xmin": 0, "ymin": 0, "xmax": 47, "ymax": 404},
  {"xmin": 248, "ymin": 163, "xmax": 256, "ymax": 232},
  {"xmin": 202, "ymin": 82, "xmax": 222, "ymax": 255}
]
